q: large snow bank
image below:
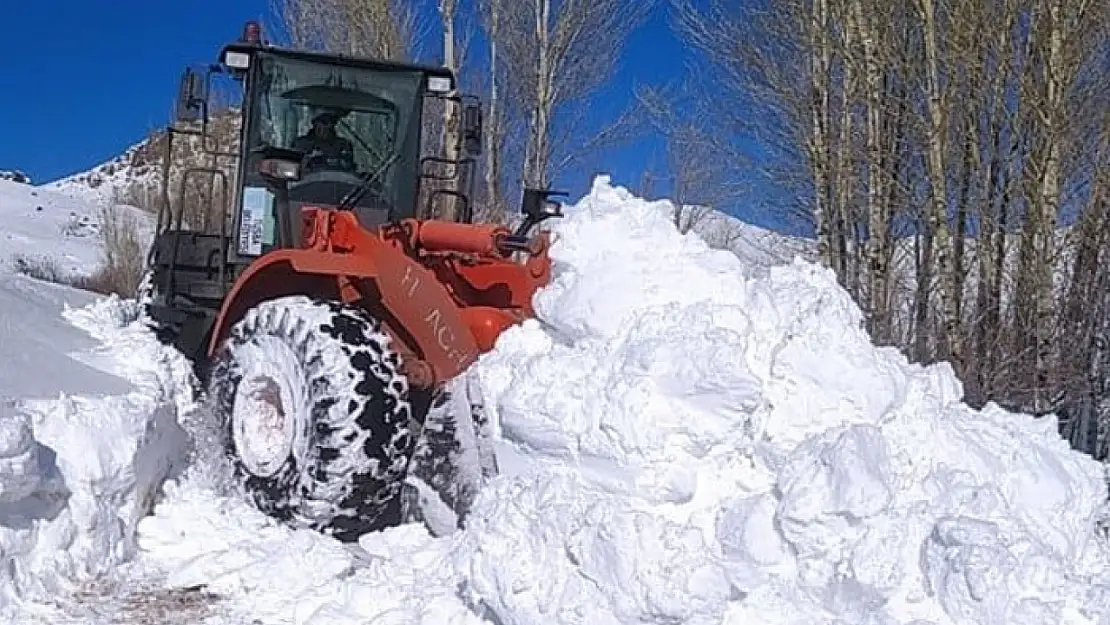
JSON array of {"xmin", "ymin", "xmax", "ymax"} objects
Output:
[
  {"xmin": 0, "ymin": 294, "xmax": 191, "ymax": 617},
  {"xmin": 17, "ymin": 176, "xmax": 1110, "ymax": 624},
  {"xmin": 0, "ymin": 274, "xmax": 131, "ymax": 401}
]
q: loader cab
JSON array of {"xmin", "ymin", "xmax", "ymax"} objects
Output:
[{"xmin": 221, "ymin": 42, "xmax": 466, "ymax": 259}]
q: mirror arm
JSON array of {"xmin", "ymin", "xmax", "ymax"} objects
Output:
[{"xmin": 514, "ymin": 188, "xmax": 566, "ymax": 237}]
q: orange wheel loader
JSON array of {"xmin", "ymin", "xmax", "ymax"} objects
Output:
[{"xmin": 138, "ymin": 22, "xmax": 565, "ymax": 542}]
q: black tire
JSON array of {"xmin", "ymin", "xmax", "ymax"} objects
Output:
[
  {"xmin": 207, "ymin": 295, "xmax": 428, "ymax": 542},
  {"xmin": 406, "ymin": 373, "xmax": 498, "ymax": 530}
]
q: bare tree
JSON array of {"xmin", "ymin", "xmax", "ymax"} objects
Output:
[
  {"xmin": 270, "ymin": 0, "xmax": 421, "ymax": 61},
  {"xmin": 434, "ymin": 0, "xmax": 463, "ymax": 221},
  {"xmin": 671, "ymin": 0, "xmax": 818, "ymax": 241},
  {"xmin": 482, "ymin": 0, "xmax": 506, "ymax": 221},
  {"xmin": 851, "ymin": 0, "xmax": 892, "ymax": 342},
  {"xmin": 483, "ymin": 0, "xmax": 653, "ymax": 189},
  {"xmin": 633, "ymin": 82, "xmax": 747, "ymax": 234},
  {"xmin": 913, "ymin": 0, "xmax": 963, "ymax": 373},
  {"xmin": 810, "ymin": 0, "xmax": 834, "ymax": 269}
]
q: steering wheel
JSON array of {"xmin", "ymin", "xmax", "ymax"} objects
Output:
[
  {"xmin": 300, "ymin": 150, "xmax": 357, "ymax": 175},
  {"xmin": 286, "ymin": 169, "xmax": 391, "ymax": 213}
]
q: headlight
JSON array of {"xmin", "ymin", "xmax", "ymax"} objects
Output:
[
  {"xmin": 224, "ymin": 50, "xmax": 251, "ymax": 69},
  {"xmin": 427, "ymin": 75, "xmax": 452, "ymax": 93}
]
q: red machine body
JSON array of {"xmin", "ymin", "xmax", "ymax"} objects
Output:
[{"xmin": 206, "ymin": 207, "xmax": 554, "ymax": 388}]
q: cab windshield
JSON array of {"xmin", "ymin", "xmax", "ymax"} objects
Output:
[{"xmin": 247, "ymin": 53, "xmax": 424, "ymax": 215}]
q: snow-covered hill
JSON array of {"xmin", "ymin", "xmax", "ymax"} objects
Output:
[
  {"xmin": 1, "ymin": 176, "xmax": 1109, "ymax": 625},
  {"xmin": 47, "ymin": 138, "xmax": 162, "ymax": 203},
  {"xmin": 0, "ymin": 179, "xmax": 109, "ymax": 277},
  {"xmin": 0, "ymin": 178, "xmax": 154, "ymax": 284}
]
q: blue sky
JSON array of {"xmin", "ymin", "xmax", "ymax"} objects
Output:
[
  {"xmin": 0, "ymin": 0, "xmax": 270, "ymax": 181},
  {"xmin": 0, "ymin": 1, "xmax": 803, "ymax": 234}
]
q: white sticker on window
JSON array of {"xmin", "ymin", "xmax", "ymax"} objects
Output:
[{"xmin": 238, "ymin": 186, "xmax": 275, "ymax": 256}]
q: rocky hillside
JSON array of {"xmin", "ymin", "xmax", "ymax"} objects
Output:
[
  {"xmin": 51, "ymin": 138, "xmax": 165, "ymax": 197},
  {"xmin": 48, "ymin": 109, "xmax": 243, "ymax": 230},
  {"xmin": 0, "ymin": 170, "xmax": 32, "ymax": 184}
]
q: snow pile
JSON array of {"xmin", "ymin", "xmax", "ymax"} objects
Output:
[
  {"xmin": 104, "ymin": 176, "xmax": 1110, "ymax": 625},
  {"xmin": 448, "ymin": 178, "xmax": 1110, "ymax": 624},
  {"xmin": 0, "ymin": 294, "xmax": 192, "ymax": 616},
  {"xmin": 0, "ymin": 175, "xmax": 1101, "ymax": 623}
]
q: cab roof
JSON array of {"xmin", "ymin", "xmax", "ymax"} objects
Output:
[{"xmin": 219, "ymin": 41, "xmax": 457, "ymax": 90}]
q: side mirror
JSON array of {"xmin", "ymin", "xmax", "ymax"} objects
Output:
[
  {"xmin": 514, "ymin": 188, "xmax": 567, "ymax": 237},
  {"xmin": 174, "ymin": 67, "xmax": 209, "ymax": 124},
  {"xmin": 520, "ymin": 188, "xmax": 566, "ymax": 220},
  {"xmin": 463, "ymin": 102, "xmax": 483, "ymax": 156}
]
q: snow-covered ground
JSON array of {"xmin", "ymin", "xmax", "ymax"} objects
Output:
[
  {"xmin": 0, "ymin": 176, "xmax": 155, "ymax": 404},
  {"xmin": 0, "ymin": 179, "xmax": 107, "ymax": 278},
  {"xmin": 0, "ymin": 274, "xmax": 131, "ymax": 400},
  {"xmin": 0, "ymin": 293, "xmax": 194, "ymax": 624},
  {"xmin": 1, "ymin": 175, "xmax": 1109, "ymax": 625}
]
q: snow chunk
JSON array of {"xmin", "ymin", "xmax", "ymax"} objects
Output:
[{"xmin": 455, "ymin": 469, "xmax": 734, "ymax": 625}]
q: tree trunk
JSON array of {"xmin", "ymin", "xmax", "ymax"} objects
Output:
[
  {"xmin": 832, "ymin": 1, "xmax": 856, "ymax": 292},
  {"xmin": 438, "ymin": 0, "xmax": 461, "ymax": 221},
  {"xmin": 1031, "ymin": 0, "xmax": 1065, "ymax": 413},
  {"xmin": 853, "ymin": 0, "xmax": 890, "ymax": 342},
  {"xmin": 918, "ymin": 0, "xmax": 962, "ymax": 374},
  {"xmin": 525, "ymin": 0, "xmax": 553, "ymax": 188},
  {"xmin": 953, "ymin": 112, "xmax": 975, "ymax": 327},
  {"xmin": 484, "ymin": 0, "xmax": 504, "ymax": 221},
  {"xmin": 809, "ymin": 0, "xmax": 834, "ymax": 269},
  {"xmin": 972, "ymin": 0, "xmax": 1017, "ymax": 402},
  {"xmin": 914, "ymin": 222, "xmax": 935, "ymax": 362}
]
